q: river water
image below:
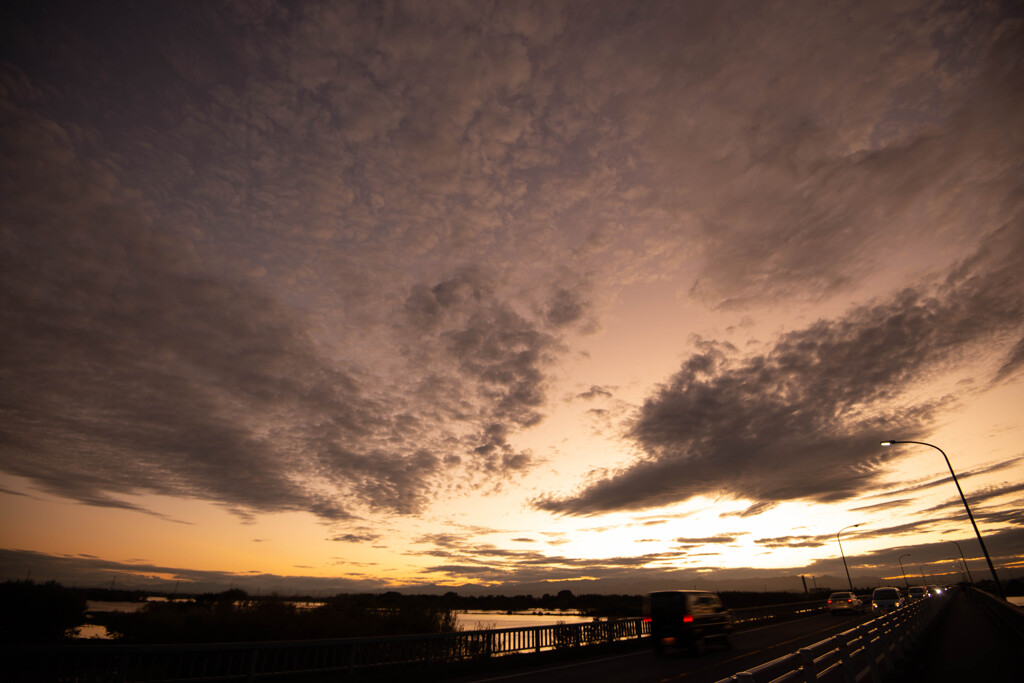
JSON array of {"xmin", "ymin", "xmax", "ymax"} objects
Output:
[{"xmin": 77, "ymin": 602, "xmax": 590, "ymax": 639}]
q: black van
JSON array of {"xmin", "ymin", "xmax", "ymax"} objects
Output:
[{"xmin": 644, "ymin": 590, "xmax": 733, "ymax": 654}]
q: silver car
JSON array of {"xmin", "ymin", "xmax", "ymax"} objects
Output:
[
  {"xmin": 827, "ymin": 591, "xmax": 864, "ymax": 614},
  {"xmin": 871, "ymin": 586, "xmax": 904, "ymax": 615}
]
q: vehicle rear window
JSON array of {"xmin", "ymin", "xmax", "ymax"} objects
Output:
[
  {"xmin": 874, "ymin": 589, "xmax": 899, "ymax": 599},
  {"xmin": 650, "ymin": 592, "xmax": 687, "ymax": 616}
]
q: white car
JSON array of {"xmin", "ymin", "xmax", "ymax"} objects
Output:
[
  {"xmin": 871, "ymin": 586, "xmax": 904, "ymax": 615},
  {"xmin": 827, "ymin": 591, "xmax": 864, "ymax": 614}
]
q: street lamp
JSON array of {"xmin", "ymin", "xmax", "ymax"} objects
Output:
[
  {"xmin": 951, "ymin": 540, "xmax": 974, "ymax": 584},
  {"xmin": 837, "ymin": 523, "xmax": 861, "ymax": 592},
  {"xmin": 881, "ymin": 440, "xmax": 1004, "ymax": 598},
  {"xmin": 898, "ymin": 553, "xmax": 911, "ymax": 588}
]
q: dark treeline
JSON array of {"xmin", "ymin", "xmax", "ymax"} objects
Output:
[
  {"xmin": 93, "ymin": 592, "xmax": 458, "ymax": 643},
  {"xmin": 78, "ymin": 586, "xmax": 149, "ymax": 602}
]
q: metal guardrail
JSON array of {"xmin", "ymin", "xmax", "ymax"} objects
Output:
[
  {"xmin": 714, "ymin": 592, "xmax": 949, "ymax": 682},
  {"xmin": 730, "ymin": 599, "xmax": 827, "ymax": 625}
]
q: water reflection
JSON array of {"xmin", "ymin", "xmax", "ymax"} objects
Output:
[{"xmin": 77, "ymin": 602, "xmax": 592, "ymax": 639}]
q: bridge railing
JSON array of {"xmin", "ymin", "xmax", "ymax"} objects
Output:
[{"xmin": 715, "ymin": 591, "xmax": 950, "ymax": 683}]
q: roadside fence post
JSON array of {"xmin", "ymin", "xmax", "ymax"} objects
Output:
[
  {"xmin": 246, "ymin": 647, "xmax": 258, "ymax": 683},
  {"xmin": 860, "ymin": 622, "xmax": 881, "ymax": 683},
  {"xmin": 798, "ymin": 647, "xmax": 817, "ymax": 682},
  {"xmin": 880, "ymin": 615, "xmax": 895, "ymax": 674},
  {"xmin": 835, "ymin": 632, "xmax": 855, "ymax": 683}
]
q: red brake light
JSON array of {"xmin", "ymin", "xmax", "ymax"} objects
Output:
[
  {"xmin": 683, "ymin": 614, "xmax": 694, "ymax": 623},
  {"xmin": 827, "ymin": 599, "xmax": 832, "ymax": 603},
  {"xmin": 642, "ymin": 617, "xmax": 651, "ymax": 623}
]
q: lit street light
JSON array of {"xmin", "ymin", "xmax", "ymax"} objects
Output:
[
  {"xmin": 951, "ymin": 540, "xmax": 974, "ymax": 584},
  {"xmin": 881, "ymin": 440, "xmax": 1004, "ymax": 599},
  {"xmin": 898, "ymin": 553, "xmax": 911, "ymax": 588},
  {"xmin": 837, "ymin": 523, "xmax": 861, "ymax": 592}
]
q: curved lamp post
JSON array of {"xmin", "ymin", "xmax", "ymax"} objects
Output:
[
  {"xmin": 837, "ymin": 523, "xmax": 861, "ymax": 592},
  {"xmin": 881, "ymin": 440, "xmax": 1004, "ymax": 598},
  {"xmin": 898, "ymin": 553, "xmax": 911, "ymax": 588},
  {"xmin": 951, "ymin": 540, "xmax": 974, "ymax": 584}
]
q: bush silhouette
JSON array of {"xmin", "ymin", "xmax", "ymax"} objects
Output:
[{"xmin": 0, "ymin": 580, "xmax": 87, "ymax": 642}]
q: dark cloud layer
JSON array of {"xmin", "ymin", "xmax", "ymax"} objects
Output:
[
  {"xmin": 2, "ymin": 0, "xmax": 1023, "ymax": 535},
  {"xmin": 538, "ymin": 223, "xmax": 1024, "ymax": 515},
  {"xmin": 0, "ymin": 86, "xmax": 575, "ymax": 520}
]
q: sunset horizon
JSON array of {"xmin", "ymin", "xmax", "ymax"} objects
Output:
[{"xmin": 3, "ymin": 1, "xmax": 1022, "ymax": 602}]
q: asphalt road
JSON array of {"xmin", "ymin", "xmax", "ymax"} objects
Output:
[{"xmin": 443, "ymin": 611, "xmax": 874, "ymax": 683}]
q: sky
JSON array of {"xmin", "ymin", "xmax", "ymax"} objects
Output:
[{"xmin": 2, "ymin": 0, "xmax": 1023, "ymax": 596}]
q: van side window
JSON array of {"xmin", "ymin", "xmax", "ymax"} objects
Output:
[{"xmin": 692, "ymin": 595, "xmax": 715, "ymax": 614}]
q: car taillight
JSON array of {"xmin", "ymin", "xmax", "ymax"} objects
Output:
[
  {"xmin": 827, "ymin": 599, "xmax": 832, "ymax": 603},
  {"xmin": 683, "ymin": 614, "xmax": 694, "ymax": 623},
  {"xmin": 642, "ymin": 617, "xmax": 651, "ymax": 623}
]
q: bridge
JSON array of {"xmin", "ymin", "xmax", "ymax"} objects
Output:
[{"xmin": 4, "ymin": 587, "xmax": 1021, "ymax": 681}]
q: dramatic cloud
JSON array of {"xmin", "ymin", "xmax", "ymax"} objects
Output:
[
  {"xmin": 2, "ymin": 1, "xmax": 1022, "ymax": 593},
  {"xmin": 849, "ymin": 499, "xmax": 914, "ymax": 513},
  {"xmin": 0, "ymin": 109, "xmax": 578, "ymax": 519},
  {"xmin": 538, "ymin": 222, "xmax": 1024, "ymax": 515},
  {"xmin": 675, "ymin": 535, "xmax": 743, "ymax": 546},
  {"xmin": 863, "ymin": 456, "xmax": 1024, "ymax": 500},
  {"xmin": 329, "ymin": 532, "xmax": 381, "ymax": 544},
  {"xmin": 754, "ymin": 535, "xmax": 832, "ymax": 549},
  {"xmin": 0, "ymin": 548, "xmax": 392, "ymax": 594}
]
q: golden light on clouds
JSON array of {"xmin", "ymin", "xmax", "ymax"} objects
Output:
[{"xmin": 2, "ymin": 0, "xmax": 1022, "ymax": 595}]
